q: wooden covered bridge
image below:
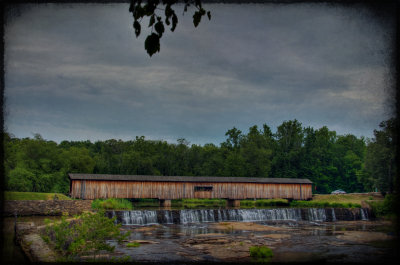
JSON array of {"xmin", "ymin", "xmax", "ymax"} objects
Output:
[{"xmin": 69, "ymin": 174, "xmax": 313, "ymax": 207}]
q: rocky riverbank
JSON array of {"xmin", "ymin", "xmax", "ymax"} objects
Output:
[
  {"xmin": 14, "ymin": 221, "xmax": 58, "ymax": 262},
  {"xmin": 3, "ymin": 200, "xmax": 93, "ymax": 216}
]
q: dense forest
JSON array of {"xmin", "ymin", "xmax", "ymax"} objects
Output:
[{"xmin": 3, "ymin": 119, "xmax": 396, "ymax": 195}]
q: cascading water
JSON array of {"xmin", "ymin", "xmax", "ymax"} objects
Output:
[
  {"xmin": 307, "ymin": 208, "xmax": 327, "ymax": 222},
  {"xmin": 163, "ymin": 210, "xmax": 174, "ymax": 224},
  {"xmin": 120, "ymin": 210, "xmax": 158, "ymax": 225},
  {"xmin": 108, "ymin": 207, "xmax": 369, "ymax": 225},
  {"xmin": 360, "ymin": 208, "xmax": 368, "ymax": 221},
  {"xmin": 331, "ymin": 208, "xmax": 336, "ymax": 222}
]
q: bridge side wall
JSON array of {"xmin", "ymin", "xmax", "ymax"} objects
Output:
[{"xmin": 70, "ymin": 180, "xmax": 312, "ymax": 200}]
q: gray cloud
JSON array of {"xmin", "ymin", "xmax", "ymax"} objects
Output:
[{"xmin": 4, "ymin": 3, "xmax": 395, "ymax": 145}]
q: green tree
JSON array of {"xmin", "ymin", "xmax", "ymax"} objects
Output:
[
  {"xmin": 334, "ymin": 134, "xmax": 366, "ymax": 193},
  {"xmin": 300, "ymin": 126, "xmax": 339, "ymax": 194},
  {"xmin": 7, "ymin": 167, "xmax": 34, "ymax": 192},
  {"xmin": 201, "ymin": 143, "xmax": 225, "ymax": 176},
  {"xmin": 61, "ymin": 147, "xmax": 95, "ymax": 174},
  {"xmin": 272, "ymin": 120, "xmax": 304, "ymax": 179},
  {"xmin": 222, "ymin": 127, "xmax": 243, "ymax": 151},
  {"xmin": 223, "ymin": 151, "xmax": 246, "ymax": 177},
  {"xmin": 364, "ymin": 118, "xmax": 396, "ymax": 193},
  {"xmin": 240, "ymin": 125, "xmax": 273, "ymax": 178},
  {"xmin": 6, "ymin": 134, "xmax": 63, "ymax": 192}
]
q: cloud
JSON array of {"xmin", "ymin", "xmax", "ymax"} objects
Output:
[{"xmin": 4, "ymin": 3, "xmax": 395, "ymax": 145}]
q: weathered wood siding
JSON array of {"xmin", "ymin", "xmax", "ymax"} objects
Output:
[{"xmin": 71, "ymin": 180, "xmax": 312, "ymax": 200}]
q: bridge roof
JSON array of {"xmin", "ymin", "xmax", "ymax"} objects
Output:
[{"xmin": 68, "ymin": 174, "xmax": 312, "ymax": 184}]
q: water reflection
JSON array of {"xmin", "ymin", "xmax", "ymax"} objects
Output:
[{"xmin": 110, "ymin": 220, "xmax": 396, "ymax": 263}]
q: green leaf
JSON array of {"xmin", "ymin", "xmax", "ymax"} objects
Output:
[
  {"xmin": 193, "ymin": 11, "xmax": 202, "ymax": 28},
  {"xmin": 165, "ymin": 4, "xmax": 173, "ymax": 18},
  {"xmin": 149, "ymin": 15, "xmax": 155, "ymax": 27},
  {"xmin": 143, "ymin": 4, "xmax": 155, "ymax": 16},
  {"xmin": 128, "ymin": 3, "xmax": 134, "ymax": 13},
  {"xmin": 171, "ymin": 13, "xmax": 178, "ymax": 32},
  {"xmin": 145, "ymin": 33, "xmax": 160, "ymax": 57},
  {"xmin": 154, "ymin": 21, "xmax": 165, "ymax": 37},
  {"xmin": 133, "ymin": 20, "xmax": 141, "ymax": 37},
  {"xmin": 133, "ymin": 5, "xmax": 145, "ymax": 20}
]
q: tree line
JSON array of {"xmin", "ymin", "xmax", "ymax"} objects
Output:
[{"xmin": 3, "ymin": 119, "xmax": 396, "ymax": 195}]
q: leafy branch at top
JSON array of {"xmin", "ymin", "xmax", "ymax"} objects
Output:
[{"xmin": 129, "ymin": 0, "xmax": 211, "ymax": 56}]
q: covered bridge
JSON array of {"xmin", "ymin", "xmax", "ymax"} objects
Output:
[{"xmin": 69, "ymin": 174, "xmax": 312, "ymax": 207}]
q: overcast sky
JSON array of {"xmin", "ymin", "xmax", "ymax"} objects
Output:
[{"xmin": 4, "ymin": 3, "xmax": 396, "ymax": 145}]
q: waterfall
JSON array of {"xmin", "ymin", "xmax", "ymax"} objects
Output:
[
  {"xmin": 307, "ymin": 208, "xmax": 327, "ymax": 222},
  {"xmin": 331, "ymin": 208, "xmax": 336, "ymax": 222},
  {"xmin": 360, "ymin": 208, "xmax": 368, "ymax": 221},
  {"xmin": 180, "ymin": 209, "xmax": 217, "ymax": 223},
  {"xmin": 109, "ymin": 207, "xmax": 368, "ymax": 225},
  {"xmin": 163, "ymin": 210, "xmax": 174, "ymax": 224},
  {"xmin": 120, "ymin": 210, "xmax": 158, "ymax": 225}
]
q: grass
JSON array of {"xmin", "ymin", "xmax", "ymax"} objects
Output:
[
  {"xmin": 131, "ymin": 198, "xmax": 160, "ymax": 207},
  {"xmin": 91, "ymin": 198, "xmax": 133, "ymax": 210},
  {"xmin": 177, "ymin": 198, "xmax": 227, "ymax": 208},
  {"xmin": 4, "ymin": 191, "xmax": 385, "ymax": 211},
  {"xmin": 290, "ymin": 200, "xmax": 361, "ymax": 208},
  {"xmin": 126, "ymin": 242, "xmax": 140, "ymax": 248},
  {"xmin": 4, "ymin": 191, "xmax": 71, "ymax": 200},
  {"xmin": 249, "ymin": 246, "xmax": 274, "ymax": 262},
  {"xmin": 289, "ymin": 193, "xmax": 386, "ymax": 208},
  {"xmin": 241, "ymin": 199, "xmax": 289, "ymax": 208},
  {"xmin": 312, "ymin": 194, "xmax": 383, "ymax": 205}
]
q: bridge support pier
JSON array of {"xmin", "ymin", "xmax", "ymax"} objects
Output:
[
  {"xmin": 227, "ymin": 199, "xmax": 240, "ymax": 208},
  {"xmin": 159, "ymin": 199, "xmax": 171, "ymax": 208}
]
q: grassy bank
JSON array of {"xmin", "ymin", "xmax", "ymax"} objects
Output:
[
  {"xmin": 175, "ymin": 198, "xmax": 227, "ymax": 208},
  {"xmin": 4, "ymin": 191, "xmax": 71, "ymax": 201},
  {"xmin": 365, "ymin": 194, "xmax": 397, "ymax": 219},
  {"xmin": 312, "ymin": 193, "xmax": 383, "ymax": 205},
  {"xmin": 290, "ymin": 200, "xmax": 361, "ymax": 208},
  {"xmin": 91, "ymin": 195, "xmax": 376, "ymax": 210},
  {"xmin": 241, "ymin": 199, "xmax": 289, "ymax": 208},
  {"xmin": 4, "ymin": 191, "xmax": 386, "ymax": 211},
  {"xmin": 92, "ymin": 198, "xmax": 133, "ymax": 210}
]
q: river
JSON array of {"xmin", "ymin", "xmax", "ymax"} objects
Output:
[
  {"xmin": 107, "ymin": 220, "xmax": 397, "ymax": 263},
  {"xmin": 3, "ymin": 208, "xmax": 398, "ymax": 263},
  {"xmin": 102, "ymin": 208, "xmax": 397, "ymax": 263}
]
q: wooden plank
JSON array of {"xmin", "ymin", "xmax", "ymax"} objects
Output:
[{"xmin": 70, "ymin": 180, "xmax": 313, "ymax": 200}]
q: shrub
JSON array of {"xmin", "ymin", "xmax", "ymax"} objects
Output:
[
  {"xmin": 241, "ymin": 199, "xmax": 289, "ymax": 208},
  {"xmin": 249, "ymin": 245, "xmax": 273, "ymax": 262},
  {"xmin": 255, "ymin": 199, "xmax": 289, "ymax": 207},
  {"xmin": 369, "ymin": 194, "xmax": 397, "ymax": 218},
  {"xmin": 42, "ymin": 210, "xmax": 130, "ymax": 261},
  {"xmin": 241, "ymin": 200, "xmax": 256, "ymax": 207},
  {"xmin": 92, "ymin": 198, "xmax": 133, "ymax": 210},
  {"xmin": 181, "ymin": 198, "xmax": 226, "ymax": 208}
]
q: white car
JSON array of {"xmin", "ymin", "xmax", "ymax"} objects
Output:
[{"xmin": 331, "ymin": 189, "xmax": 346, "ymax": 194}]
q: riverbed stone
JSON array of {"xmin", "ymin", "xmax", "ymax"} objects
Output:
[
  {"xmin": 4, "ymin": 200, "xmax": 93, "ymax": 216},
  {"xmin": 210, "ymin": 221, "xmax": 285, "ymax": 231},
  {"xmin": 258, "ymin": 233, "xmax": 291, "ymax": 240},
  {"xmin": 335, "ymin": 231, "xmax": 394, "ymax": 243},
  {"xmin": 19, "ymin": 233, "xmax": 57, "ymax": 262}
]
